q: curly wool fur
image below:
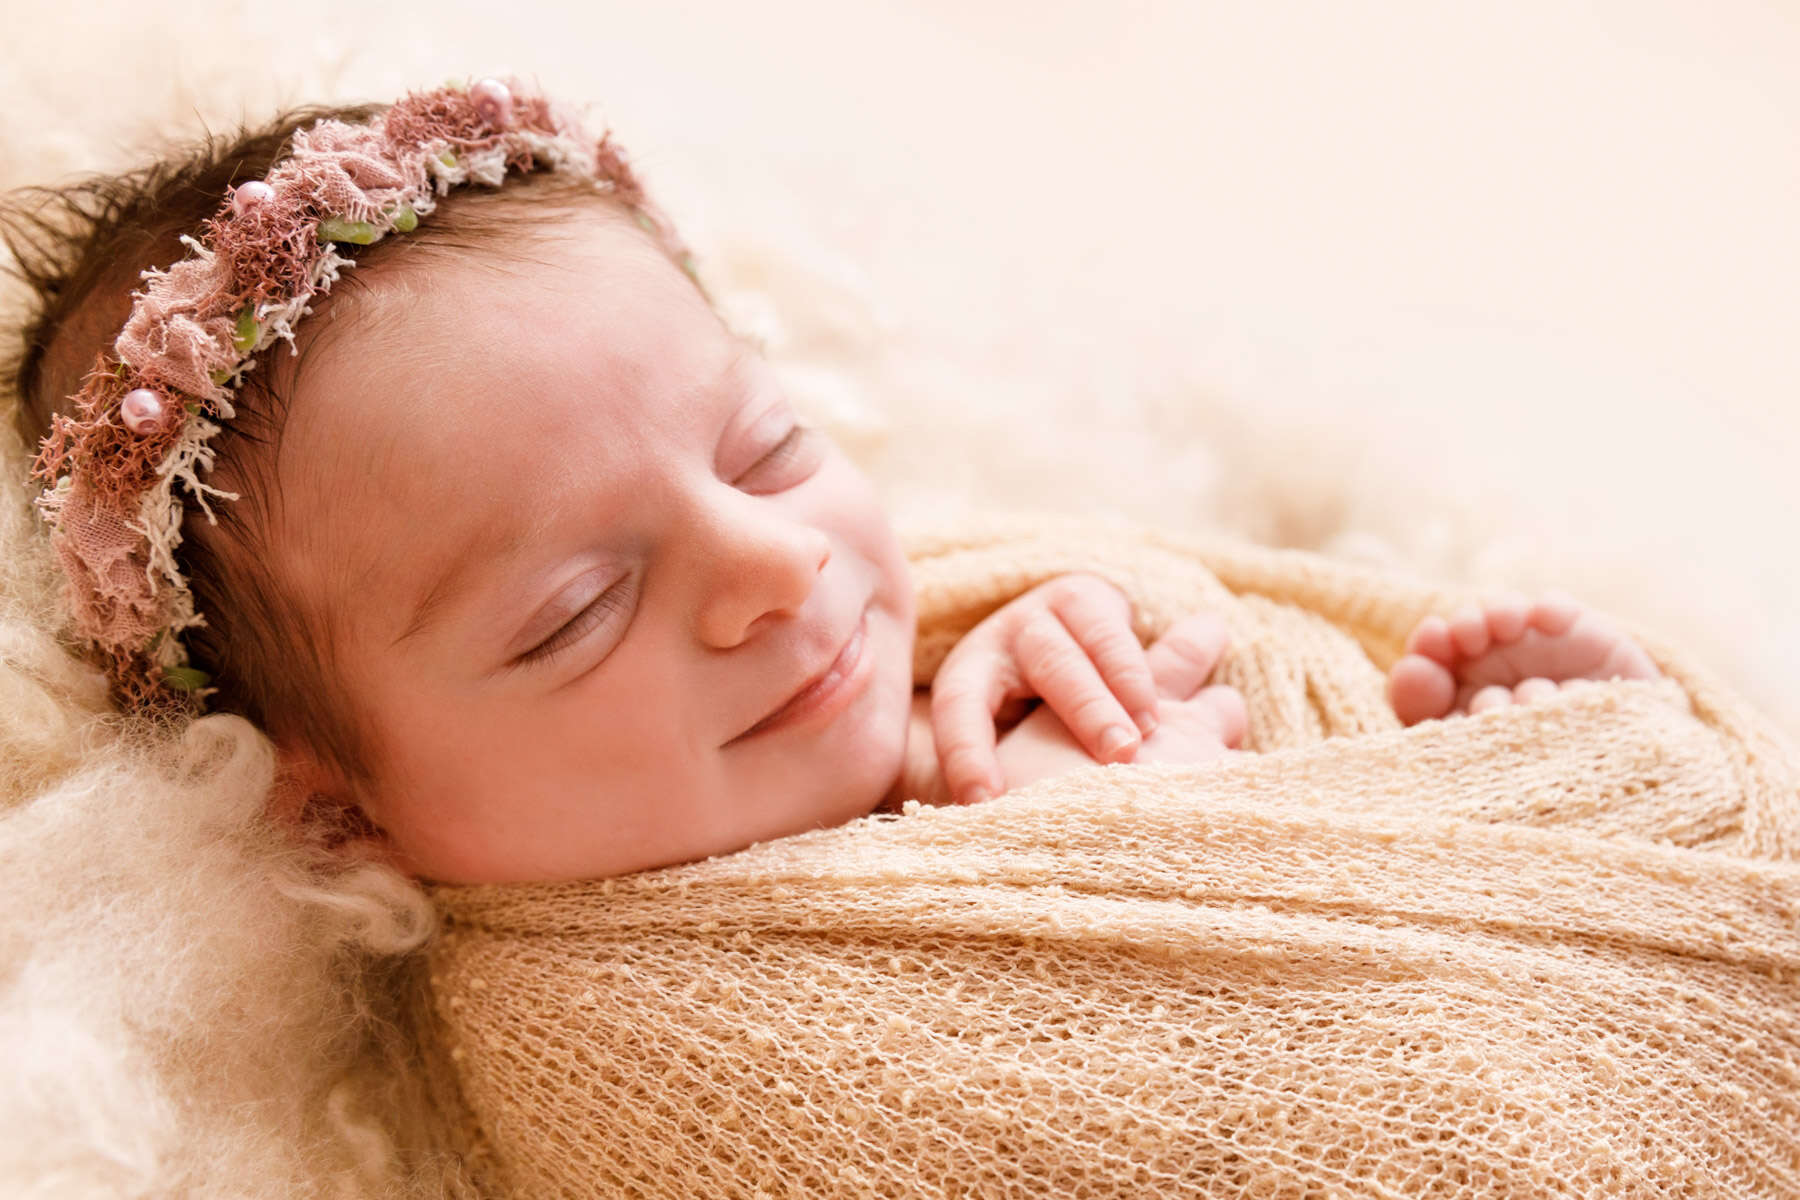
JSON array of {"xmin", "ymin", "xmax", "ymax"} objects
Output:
[
  {"xmin": 0, "ymin": 730, "xmax": 445, "ymax": 1196},
  {"xmin": 2, "ymin": 424, "xmax": 445, "ymax": 1196}
]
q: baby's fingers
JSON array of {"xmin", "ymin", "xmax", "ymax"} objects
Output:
[
  {"xmin": 1145, "ymin": 612, "xmax": 1232, "ymax": 700},
  {"xmin": 1013, "ymin": 611, "xmax": 1143, "ymax": 765},
  {"xmin": 1192, "ymin": 685, "xmax": 1249, "ymax": 749},
  {"xmin": 929, "ymin": 641, "xmax": 1015, "ymax": 806},
  {"xmin": 1048, "ymin": 582, "xmax": 1160, "ymax": 737}
]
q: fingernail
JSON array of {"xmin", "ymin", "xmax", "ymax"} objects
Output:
[
  {"xmin": 1134, "ymin": 709, "xmax": 1158, "ymax": 736},
  {"xmin": 1099, "ymin": 725, "xmax": 1135, "ymax": 759},
  {"xmin": 965, "ymin": 786, "xmax": 993, "ymax": 806}
]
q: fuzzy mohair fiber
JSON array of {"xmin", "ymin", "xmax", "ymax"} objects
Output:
[{"xmin": 2, "ymin": 4, "xmax": 1796, "ymax": 1195}]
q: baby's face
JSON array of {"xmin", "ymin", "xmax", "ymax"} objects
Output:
[{"xmin": 271, "ymin": 202, "xmax": 916, "ymax": 883}]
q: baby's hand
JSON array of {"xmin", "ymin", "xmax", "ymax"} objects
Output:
[
  {"xmin": 930, "ymin": 573, "xmax": 1160, "ymax": 807},
  {"xmin": 992, "ymin": 612, "xmax": 1247, "ymax": 796}
]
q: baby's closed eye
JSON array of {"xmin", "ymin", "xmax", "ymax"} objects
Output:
[
  {"xmin": 734, "ymin": 424, "xmax": 824, "ymax": 494},
  {"xmin": 518, "ymin": 574, "xmax": 638, "ymax": 667}
]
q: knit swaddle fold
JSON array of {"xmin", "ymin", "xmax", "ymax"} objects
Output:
[{"xmin": 421, "ymin": 516, "xmax": 1800, "ymax": 1197}]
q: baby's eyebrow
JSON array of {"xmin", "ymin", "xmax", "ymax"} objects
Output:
[{"xmin": 390, "ymin": 515, "xmax": 546, "ymax": 649}]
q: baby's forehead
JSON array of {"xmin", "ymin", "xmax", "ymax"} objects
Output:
[
  {"xmin": 292, "ymin": 214, "xmax": 710, "ymax": 430},
  {"xmin": 269, "ymin": 205, "xmax": 740, "ymax": 581},
  {"xmin": 303, "ymin": 199, "xmax": 661, "ymax": 366}
]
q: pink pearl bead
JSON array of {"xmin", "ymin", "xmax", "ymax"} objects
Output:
[
  {"xmin": 470, "ymin": 78, "xmax": 514, "ymax": 128},
  {"xmin": 120, "ymin": 388, "xmax": 165, "ymax": 435},
  {"xmin": 231, "ymin": 180, "xmax": 275, "ymax": 216}
]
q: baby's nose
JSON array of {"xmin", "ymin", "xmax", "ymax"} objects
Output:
[{"xmin": 694, "ymin": 515, "xmax": 831, "ymax": 648}]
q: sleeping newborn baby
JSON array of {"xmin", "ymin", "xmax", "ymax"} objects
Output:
[{"xmin": 8, "ymin": 81, "xmax": 1664, "ymax": 885}]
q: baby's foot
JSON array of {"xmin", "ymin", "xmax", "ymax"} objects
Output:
[{"xmin": 1388, "ymin": 593, "xmax": 1661, "ymax": 725}]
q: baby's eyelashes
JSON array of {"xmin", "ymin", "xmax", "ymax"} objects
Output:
[
  {"xmin": 733, "ymin": 425, "xmax": 824, "ymax": 494},
  {"xmin": 516, "ymin": 575, "xmax": 637, "ymax": 668}
]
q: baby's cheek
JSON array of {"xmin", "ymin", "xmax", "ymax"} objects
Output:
[{"xmin": 873, "ymin": 618, "xmax": 921, "ymax": 766}]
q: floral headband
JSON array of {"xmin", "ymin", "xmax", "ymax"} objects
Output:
[{"xmin": 28, "ymin": 77, "xmax": 693, "ymax": 716}]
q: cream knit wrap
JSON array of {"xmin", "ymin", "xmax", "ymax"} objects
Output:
[{"xmin": 417, "ymin": 516, "xmax": 1800, "ymax": 1197}]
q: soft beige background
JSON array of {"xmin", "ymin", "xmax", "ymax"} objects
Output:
[{"xmin": 4, "ymin": 0, "xmax": 1795, "ymax": 732}]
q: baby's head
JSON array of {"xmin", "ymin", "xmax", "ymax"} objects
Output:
[{"xmin": 6, "ymin": 85, "xmax": 917, "ymax": 884}]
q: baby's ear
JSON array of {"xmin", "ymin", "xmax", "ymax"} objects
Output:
[{"xmin": 268, "ymin": 741, "xmax": 401, "ymax": 866}]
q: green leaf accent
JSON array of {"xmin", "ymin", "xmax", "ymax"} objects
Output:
[
  {"xmin": 634, "ymin": 210, "xmax": 656, "ymax": 233},
  {"xmin": 163, "ymin": 666, "xmax": 212, "ymax": 692},
  {"xmin": 185, "ymin": 401, "xmax": 202, "ymax": 415},
  {"xmin": 209, "ymin": 367, "xmax": 231, "ymax": 385},
  {"xmin": 232, "ymin": 308, "xmax": 260, "ymax": 353},
  {"xmin": 438, "ymin": 151, "xmax": 458, "ymax": 168},
  {"xmin": 391, "ymin": 204, "xmax": 419, "ymax": 234},
  {"xmin": 318, "ymin": 217, "xmax": 381, "ymax": 245}
]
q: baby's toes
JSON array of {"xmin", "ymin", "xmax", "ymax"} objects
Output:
[
  {"xmin": 1527, "ymin": 591, "xmax": 1583, "ymax": 637},
  {"xmin": 1596, "ymin": 627, "xmax": 1662, "ymax": 682},
  {"xmin": 1467, "ymin": 684, "xmax": 1515, "ymax": 715},
  {"xmin": 1512, "ymin": 676, "xmax": 1559, "ymax": 704},
  {"xmin": 1389, "ymin": 653, "xmax": 1456, "ymax": 725},
  {"xmin": 1403, "ymin": 614, "xmax": 1457, "ymax": 666},
  {"xmin": 1542, "ymin": 610, "xmax": 1661, "ymax": 684},
  {"xmin": 1448, "ymin": 606, "xmax": 1491, "ymax": 658},
  {"xmin": 1483, "ymin": 593, "xmax": 1530, "ymax": 643}
]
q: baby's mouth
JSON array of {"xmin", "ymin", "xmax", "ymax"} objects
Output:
[{"xmin": 727, "ymin": 611, "xmax": 870, "ymax": 745}]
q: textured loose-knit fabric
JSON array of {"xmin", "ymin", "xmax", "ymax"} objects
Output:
[{"xmin": 418, "ymin": 515, "xmax": 1800, "ymax": 1197}]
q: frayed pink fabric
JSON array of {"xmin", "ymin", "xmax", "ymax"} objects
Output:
[
  {"xmin": 46, "ymin": 482, "xmax": 167, "ymax": 711},
  {"xmin": 285, "ymin": 123, "xmax": 413, "ymax": 223},
  {"xmin": 31, "ymin": 77, "xmax": 691, "ymax": 715},
  {"xmin": 384, "ymin": 89, "xmax": 511, "ymax": 153},
  {"xmin": 35, "ymin": 355, "xmax": 189, "ymax": 515},
  {"xmin": 116, "ymin": 267, "xmax": 238, "ymax": 404}
]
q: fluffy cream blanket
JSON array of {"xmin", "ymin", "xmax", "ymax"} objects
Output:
[{"xmin": 420, "ymin": 516, "xmax": 1800, "ymax": 1197}]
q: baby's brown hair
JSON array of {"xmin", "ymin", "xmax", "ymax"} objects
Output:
[{"xmin": 2, "ymin": 105, "xmax": 651, "ymax": 814}]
